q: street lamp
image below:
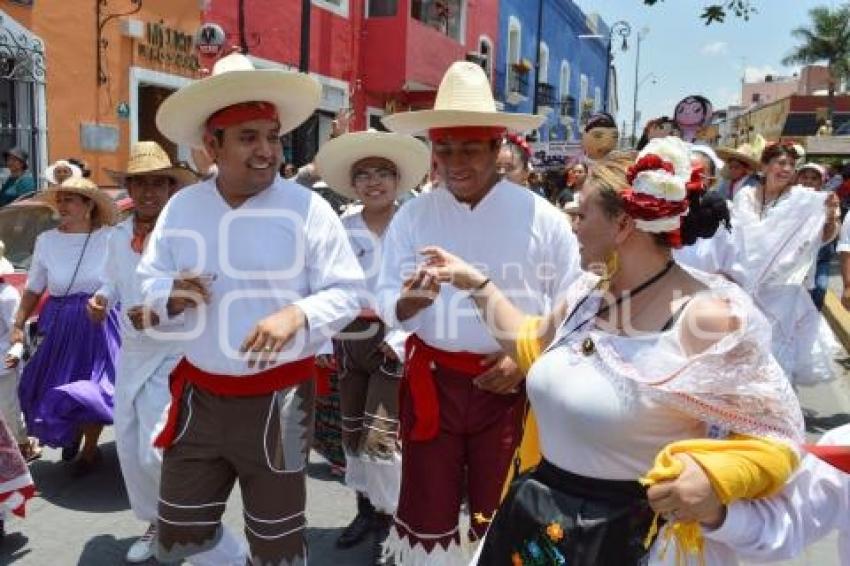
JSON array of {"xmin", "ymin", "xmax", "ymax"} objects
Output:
[
  {"xmin": 630, "ymin": 27, "xmax": 649, "ymax": 146},
  {"xmin": 580, "ymin": 21, "xmax": 631, "ymax": 114}
]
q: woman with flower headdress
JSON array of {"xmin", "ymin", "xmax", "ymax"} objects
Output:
[
  {"xmin": 497, "ymin": 134, "xmax": 534, "ymax": 190},
  {"xmin": 678, "ymin": 141, "xmax": 840, "ymax": 387},
  {"xmin": 417, "ymin": 137, "xmax": 804, "ymax": 565}
]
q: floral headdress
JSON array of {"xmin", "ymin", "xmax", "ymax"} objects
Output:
[
  {"xmin": 622, "ymin": 136, "xmax": 703, "ymax": 248},
  {"xmin": 504, "ymin": 133, "xmax": 532, "ymax": 159}
]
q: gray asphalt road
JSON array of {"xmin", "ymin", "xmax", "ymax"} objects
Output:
[{"xmin": 0, "ymin": 443, "xmax": 372, "ymax": 565}]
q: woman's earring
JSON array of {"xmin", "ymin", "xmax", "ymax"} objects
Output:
[{"xmin": 603, "ymin": 250, "xmax": 619, "ymax": 282}]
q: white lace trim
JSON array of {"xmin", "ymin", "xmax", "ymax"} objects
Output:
[{"xmin": 382, "ymin": 526, "xmax": 468, "ymax": 566}]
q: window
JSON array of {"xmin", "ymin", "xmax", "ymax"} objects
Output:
[
  {"xmin": 312, "ymin": 0, "xmax": 348, "ymax": 17},
  {"xmin": 580, "ymin": 74, "xmax": 588, "ymax": 104},
  {"xmin": 411, "ymin": 0, "xmax": 464, "ymax": 42},
  {"xmin": 478, "ymin": 36, "xmax": 493, "ymax": 78},
  {"xmin": 559, "ymin": 60, "xmax": 570, "ymax": 97},
  {"xmin": 539, "ymin": 42, "xmax": 549, "ymax": 85},
  {"xmin": 367, "ymin": 0, "xmax": 397, "ymax": 17},
  {"xmin": 594, "ymin": 86, "xmax": 602, "ymax": 111}
]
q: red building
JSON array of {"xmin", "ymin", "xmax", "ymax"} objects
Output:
[{"xmin": 202, "ymin": 0, "xmax": 498, "ymax": 162}]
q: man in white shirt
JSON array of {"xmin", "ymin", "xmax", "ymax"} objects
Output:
[
  {"xmin": 376, "ymin": 61, "xmax": 581, "ymax": 564},
  {"xmin": 137, "ymin": 53, "xmax": 365, "ymax": 566},
  {"xmin": 87, "ymin": 141, "xmax": 197, "ymax": 563}
]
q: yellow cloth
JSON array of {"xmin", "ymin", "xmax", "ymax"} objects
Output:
[
  {"xmin": 640, "ymin": 435, "xmax": 799, "ymax": 563},
  {"xmin": 501, "ymin": 317, "xmax": 545, "ymax": 499}
]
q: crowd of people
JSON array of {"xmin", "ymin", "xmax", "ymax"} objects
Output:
[{"xmin": 0, "ymin": 51, "xmax": 849, "ymax": 566}]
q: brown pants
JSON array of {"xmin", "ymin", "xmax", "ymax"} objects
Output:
[
  {"xmin": 334, "ymin": 318, "xmax": 402, "ymax": 513},
  {"xmin": 157, "ymin": 380, "xmax": 315, "ymax": 566}
]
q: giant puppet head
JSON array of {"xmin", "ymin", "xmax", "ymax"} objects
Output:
[
  {"xmin": 581, "ymin": 112, "xmax": 619, "ymax": 160},
  {"xmin": 673, "ymin": 95, "xmax": 713, "ymax": 143}
]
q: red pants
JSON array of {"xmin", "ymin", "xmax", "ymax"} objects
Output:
[{"xmin": 391, "ymin": 362, "xmax": 525, "ymax": 555}]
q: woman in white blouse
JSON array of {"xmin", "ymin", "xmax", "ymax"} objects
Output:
[
  {"xmin": 419, "ymin": 139, "xmax": 803, "ymax": 565},
  {"xmin": 11, "ymin": 178, "xmax": 118, "ymax": 474}
]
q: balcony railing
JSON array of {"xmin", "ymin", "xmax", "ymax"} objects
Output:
[
  {"xmin": 508, "ymin": 69, "xmax": 529, "ymax": 96},
  {"xmin": 559, "ymin": 95, "xmax": 576, "ymax": 117},
  {"xmin": 536, "ymin": 83, "xmax": 556, "ymax": 107}
]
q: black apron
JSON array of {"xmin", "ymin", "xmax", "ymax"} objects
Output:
[{"xmin": 475, "ymin": 460, "xmax": 658, "ymax": 566}]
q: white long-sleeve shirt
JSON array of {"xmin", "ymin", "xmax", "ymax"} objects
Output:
[
  {"xmin": 319, "ymin": 207, "xmax": 408, "ymax": 359},
  {"xmin": 376, "ymin": 181, "xmax": 581, "ymax": 353},
  {"xmin": 137, "ymin": 176, "xmax": 366, "ymax": 376},
  {"xmin": 705, "ymin": 424, "xmax": 850, "ymax": 564},
  {"xmin": 97, "ymin": 217, "xmax": 184, "ymax": 344},
  {"xmin": 0, "ymin": 282, "xmax": 20, "ymax": 356}
]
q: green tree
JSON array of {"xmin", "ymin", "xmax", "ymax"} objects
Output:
[
  {"xmin": 643, "ymin": 0, "xmax": 756, "ymax": 25},
  {"xmin": 783, "ymin": 4, "xmax": 850, "ymax": 122}
]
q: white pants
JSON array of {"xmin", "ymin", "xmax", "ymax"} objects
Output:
[
  {"xmin": 0, "ymin": 367, "xmax": 26, "ymax": 444},
  {"xmin": 114, "ymin": 350, "xmax": 177, "ymax": 523}
]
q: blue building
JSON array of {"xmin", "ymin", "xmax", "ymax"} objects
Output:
[{"xmin": 494, "ymin": 0, "xmax": 612, "ymax": 143}]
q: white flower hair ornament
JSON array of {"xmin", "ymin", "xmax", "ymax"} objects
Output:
[{"xmin": 623, "ymin": 136, "xmax": 705, "ymax": 248}]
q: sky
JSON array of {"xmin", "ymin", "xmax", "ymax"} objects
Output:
[{"xmin": 571, "ymin": 0, "xmax": 846, "ymax": 136}]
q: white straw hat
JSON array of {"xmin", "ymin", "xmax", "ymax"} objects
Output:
[
  {"xmin": 315, "ymin": 131, "xmax": 431, "ymax": 199},
  {"xmin": 382, "ymin": 61, "xmax": 544, "ymax": 135},
  {"xmin": 43, "ymin": 177, "xmax": 118, "ymax": 226},
  {"xmin": 104, "ymin": 141, "xmax": 197, "ymax": 188},
  {"xmin": 156, "ymin": 52, "xmax": 322, "ymax": 147}
]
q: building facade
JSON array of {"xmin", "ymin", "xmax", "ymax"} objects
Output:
[
  {"xmin": 0, "ymin": 1, "xmax": 202, "ymax": 186},
  {"xmin": 203, "ymin": 0, "xmax": 499, "ymax": 164},
  {"xmin": 495, "ymin": 0, "xmax": 609, "ymax": 143}
]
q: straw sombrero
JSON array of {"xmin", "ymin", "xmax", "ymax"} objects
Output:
[
  {"xmin": 382, "ymin": 61, "xmax": 544, "ymax": 135},
  {"xmin": 43, "ymin": 177, "xmax": 118, "ymax": 226},
  {"xmin": 314, "ymin": 131, "xmax": 431, "ymax": 199},
  {"xmin": 104, "ymin": 141, "xmax": 197, "ymax": 188},
  {"xmin": 44, "ymin": 160, "xmax": 82, "ymax": 185},
  {"xmin": 156, "ymin": 52, "xmax": 322, "ymax": 148},
  {"xmin": 715, "ymin": 135, "xmax": 766, "ymax": 170}
]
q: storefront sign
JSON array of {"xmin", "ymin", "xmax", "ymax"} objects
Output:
[{"xmin": 138, "ymin": 20, "xmax": 200, "ymax": 72}]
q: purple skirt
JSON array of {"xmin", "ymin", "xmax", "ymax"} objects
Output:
[{"xmin": 18, "ymin": 293, "xmax": 121, "ymax": 448}]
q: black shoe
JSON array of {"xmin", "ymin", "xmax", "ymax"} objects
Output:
[
  {"xmin": 61, "ymin": 436, "xmax": 82, "ymax": 462},
  {"xmin": 336, "ymin": 493, "xmax": 375, "ymax": 549},
  {"xmin": 372, "ymin": 513, "xmax": 394, "ymax": 565}
]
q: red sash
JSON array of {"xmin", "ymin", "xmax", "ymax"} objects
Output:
[
  {"xmin": 154, "ymin": 356, "xmax": 316, "ymax": 449},
  {"xmin": 404, "ymin": 334, "xmax": 493, "ymax": 441}
]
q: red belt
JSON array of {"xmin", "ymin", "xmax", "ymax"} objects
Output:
[
  {"xmin": 358, "ymin": 308, "xmax": 382, "ymax": 322},
  {"xmin": 154, "ymin": 356, "xmax": 316, "ymax": 449},
  {"xmin": 404, "ymin": 334, "xmax": 492, "ymax": 441}
]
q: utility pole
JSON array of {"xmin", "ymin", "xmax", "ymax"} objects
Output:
[
  {"xmin": 531, "ymin": 0, "xmax": 544, "ymax": 117},
  {"xmin": 237, "ymin": 0, "xmax": 249, "ymax": 53},
  {"xmin": 603, "ymin": 22, "xmax": 631, "ymax": 114},
  {"xmin": 294, "ymin": 0, "xmax": 313, "ymax": 165},
  {"xmin": 630, "ymin": 28, "xmax": 648, "ymax": 146}
]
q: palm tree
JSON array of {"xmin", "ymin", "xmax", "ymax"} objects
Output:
[{"xmin": 783, "ymin": 4, "xmax": 850, "ymax": 123}]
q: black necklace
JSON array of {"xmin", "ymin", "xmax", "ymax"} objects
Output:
[{"xmin": 560, "ymin": 259, "xmax": 676, "ymax": 356}]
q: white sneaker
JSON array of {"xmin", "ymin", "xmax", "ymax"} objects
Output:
[{"xmin": 125, "ymin": 524, "xmax": 157, "ymax": 563}]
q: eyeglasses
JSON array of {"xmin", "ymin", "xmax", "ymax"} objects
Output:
[{"xmin": 353, "ymin": 168, "xmax": 397, "ymax": 185}]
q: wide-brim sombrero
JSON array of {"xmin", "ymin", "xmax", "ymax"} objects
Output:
[
  {"xmin": 315, "ymin": 131, "xmax": 431, "ymax": 200},
  {"xmin": 382, "ymin": 61, "xmax": 543, "ymax": 135},
  {"xmin": 156, "ymin": 53, "xmax": 322, "ymax": 148},
  {"xmin": 42, "ymin": 177, "xmax": 118, "ymax": 226}
]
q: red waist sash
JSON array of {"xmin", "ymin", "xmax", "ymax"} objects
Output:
[
  {"xmin": 404, "ymin": 334, "xmax": 493, "ymax": 441},
  {"xmin": 154, "ymin": 356, "xmax": 316, "ymax": 449}
]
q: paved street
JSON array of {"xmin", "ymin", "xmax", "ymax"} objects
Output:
[{"xmin": 3, "ymin": 299, "xmax": 850, "ymax": 565}]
